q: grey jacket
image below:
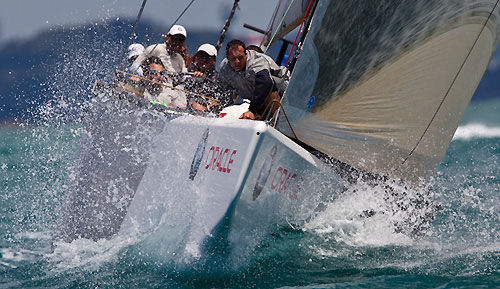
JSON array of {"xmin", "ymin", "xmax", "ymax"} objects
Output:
[{"xmin": 219, "ymin": 50, "xmax": 288, "ymax": 114}]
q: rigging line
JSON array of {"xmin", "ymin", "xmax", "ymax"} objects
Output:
[
  {"xmin": 150, "ymin": 0, "xmax": 196, "ymax": 53},
  {"xmin": 268, "ymin": 99, "xmax": 299, "ymax": 141},
  {"xmin": 401, "ymin": 0, "xmax": 500, "ymax": 166},
  {"xmin": 284, "ymin": 0, "xmax": 314, "ymax": 67},
  {"xmin": 260, "ymin": 2, "xmax": 281, "ymax": 47},
  {"xmin": 264, "ymin": 0, "xmax": 296, "ymax": 54},
  {"xmin": 118, "ymin": 0, "xmax": 148, "ymax": 72},
  {"xmin": 279, "ymin": 101, "xmax": 299, "ymax": 141},
  {"xmin": 167, "ymin": 0, "xmax": 196, "ymax": 36}
]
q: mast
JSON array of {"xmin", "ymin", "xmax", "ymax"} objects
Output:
[{"xmin": 216, "ymin": 0, "xmax": 240, "ymax": 52}]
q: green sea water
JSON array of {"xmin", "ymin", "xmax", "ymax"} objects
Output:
[{"xmin": 0, "ymin": 99, "xmax": 499, "ymax": 288}]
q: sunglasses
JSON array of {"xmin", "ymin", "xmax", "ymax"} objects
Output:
[
  {"xmin": 170, "ymin": 34, "xmax": 186, "ymax": 42},
  {"xmin": 145, "ymin": 69, "xmax": 166, "ymax": 77},
  {"xmin": 196, "ymin": 51, "xmax": 214, "ymax": 60}
]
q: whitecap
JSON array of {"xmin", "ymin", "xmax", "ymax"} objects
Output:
[{"xmin": 453, "ymin": 123, "xmax": 500, "ymax": 140}]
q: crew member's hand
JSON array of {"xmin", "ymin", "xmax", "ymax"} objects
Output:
[
  {"xmin": 192, "ymin": 71, "xmax": 205, "ymax": 77},
  {"xmin": 130, "ymin": 75, "xmax": 141, "ymax": 82},
  {"xmin": 239, "ymin": 110, "xmax": 255, "ymax": 120},
  {"xmin": 191, "ymin": 102, "xmax": 207, "ymax": 111}
]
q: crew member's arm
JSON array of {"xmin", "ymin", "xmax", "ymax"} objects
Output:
[{"xmin": 248, "ymin": 69, "xmax": 273, "ymax": 116}]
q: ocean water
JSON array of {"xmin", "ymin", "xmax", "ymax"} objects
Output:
[{"xmin": 0, "ymin": 98, "xmax": 499, "ymax": 288}]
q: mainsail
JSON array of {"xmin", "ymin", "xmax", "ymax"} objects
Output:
[{"xmin": 275, "ymin": 0, "xmax": 500, "ymax": 184}]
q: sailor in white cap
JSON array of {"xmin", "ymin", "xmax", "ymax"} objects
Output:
[
  {"xmin": 184, "ymin": 43, "xmax": 233, "ymax": 113},
  {"xmin": 127, "ymin": 43, "xmax": 145, "ymax": 63},
  {"xmin": 134, "ymin": 24, "xmax": 188, "ymax": 75},
  {"xmin": 166, "ymin": 24, "xmax": 187, "ymax": 57},
  {"xmin": 127, "ymin": 43, "xmax": 145, "ymax": 76},
  {"xmin": 188, "ymin": 43, "xmax": 218, "ymax": 81},
  {"xmin": 132, "ymin": 24, "xmax": 189, "ymax": 109}
]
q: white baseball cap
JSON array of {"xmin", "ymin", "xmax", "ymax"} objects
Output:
[
  {"xmin": 197, "ymin": 43, "xmax": 217, "ymax": 57},
  {"xmin": 168, "ymin": 24, "xmax": 187, "ymax": 38},
  {"xmin": 127, "ymin": 43, "xmax": 145, "ymax": 59}
]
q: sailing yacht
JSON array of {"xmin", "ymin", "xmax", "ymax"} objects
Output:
[{"xmin": 55, "ymin": 0, "xmax": 500, "ymax": 262}]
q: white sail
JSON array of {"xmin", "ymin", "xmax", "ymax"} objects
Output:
[{"xmin": 277, "ymin": 0, "xmax": 500, "ymax": 184}]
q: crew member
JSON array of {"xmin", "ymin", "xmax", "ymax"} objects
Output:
[
  {"xmin": 134, "ymin": 24, "xmax": 188, "ymax": 74},
  {"xmin": 218, "ymin": 39, "xmax": 288, "ymax": 120},
  {"xmin": 133, "ymin": 25, "xmax": 190, "ymax": 108},
  {"xmin": 188, "ymin": 43, "xmax": 218, "ymax": 81},
  {"xmin": 127, "ymin": 43, "xmax": 145, "ymax": 75},
  {"xmin": 185, "ymin": 44, "xmax": 232, "ymax": 112},
  {"xmin": 140, "ymin": 56, "xmax": 186, "ymax": 108}
]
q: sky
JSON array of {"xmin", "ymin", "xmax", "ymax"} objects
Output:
[
  {"xmin": 0, "ymin": 0, "xmax": 279, "ymax": 46},
  {"xmin": 1, "ymin": 0, "xmax": 499, "ymax": 71}
]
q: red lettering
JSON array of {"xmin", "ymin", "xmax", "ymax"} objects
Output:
[
  {"xmin": 203, "ymin": 146, "xmax": 237, "ymax": 174},
  {"xmin": 285, "ymin": 174, "xmax": 296, "ymax": 194},
  {"xmin": 217, "ymin": 148, "xmax": 227, "ymax": 172},
  {"xmin": 282, "ymin": 172, "xmax": 294, "ymax": 193},
  {"xmin": 227, "ymin": 150, "xmax": 237, "ymax": 173},
  {"xmin": 215, "ymin": 148, "xmax": 221, "ymax": 170},
  {"xmin": 271, "ymin": 167, "xmax": 282, "ymax": 190},
  {"xmin": 211, "ymin": 147, "xmax": 220, "ymax": 170},
  {"xmin": 270, "ymin": 166, "xmax": 305, "ymax": 200},
  {"xmin": 279, "ymin": 169, "xmax": 288, "ymax": 193},
  {"xmin": 221, "ymin": 149, "xmax": 229, "ymax": 172},
  {"xmin": 205, "ymin": 146, "xmax": 215, "ymax": 169}
]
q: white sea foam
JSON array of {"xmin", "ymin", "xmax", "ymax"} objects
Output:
[
  {"xmin": 47, "ymin": 234, "xmax": 140, "ymax": 274},
  {"xmin": 0, "ymin": 247, "xmax": 42, "ymax": 269},
  {"xmin": 303, "ymin": 181, "xmax": 418, "ymax": 247},
  {"xmin": 0, "ymin": 248, "xmax": 35, "ymax": 263},
  {"xmin": 453, "ymin": 123, "xmax": 500, "ymax": 140},
  {"xmin": 16, "ymin": 231, "xmax": 52, "ymax": 240}
]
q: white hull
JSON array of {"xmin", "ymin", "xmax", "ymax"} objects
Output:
[{"xmin": 56, "ymin": 94, "xmax": 344, "ymax": 262}]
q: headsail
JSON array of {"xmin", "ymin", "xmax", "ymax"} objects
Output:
[
  {"xmin": 262, "ymin": 0, "xmax": 313, "ymax": 46},
  {"xmin": 277, "ymin": 0, "xmax": 500, "ymax": 184}
]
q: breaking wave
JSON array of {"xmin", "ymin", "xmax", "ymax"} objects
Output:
[
  {"xmin": 453, "ymin": 123, "xmax": 500, "ymax": 141},
  {"xmin": 303, "ymin": 178, "xmax": 436, "ymax": 247}
]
